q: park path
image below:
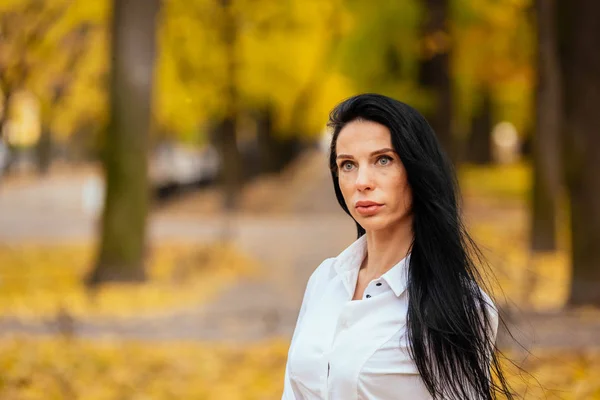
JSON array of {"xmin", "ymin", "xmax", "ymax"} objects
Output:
[
  {"xmin": 0, "ymin": 151, "xmax": 356, "ymax": 341},
  {"xmin": 1, "ymin": 151, "xmax": 599, "ymax": 349}
]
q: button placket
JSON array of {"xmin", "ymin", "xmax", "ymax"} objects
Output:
[{"xmin": 364, "ymin": 280, "xmax": 382, "ymax": 299}]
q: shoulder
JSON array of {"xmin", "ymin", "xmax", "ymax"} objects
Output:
[
  {"xmin": 306, "ymin": 257, "xmax": 336, "ymax": 288},
  {"xmin": 478, "ymin": 287, "xmax": 498, "ymax": 317},
  {"xmin": 478, "ymin": 286, "xmax": 499, "ymax": 339},
  {"xmin": 467, "ymin": 280, "xmax": 498, "ymax": 318},
  {"xmin": 296, "ymin": 257, "xmax": 336, "ymax": 314}
]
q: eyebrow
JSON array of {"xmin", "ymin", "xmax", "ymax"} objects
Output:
[{"xmin": 336, "ymin": 148, "xmax": 396, "ymax": 160}]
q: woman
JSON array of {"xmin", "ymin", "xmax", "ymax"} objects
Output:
[{"xmin": 282, "ymin": 94, "xmax": 513, "ymax": 399}]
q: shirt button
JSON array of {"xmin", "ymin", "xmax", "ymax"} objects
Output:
[
  {"xmin": 376, "ymin": 282, "xmax": 382, "ymax": 286},
  {"xmin": 366, "ymin": 294, "xmax": 371, "ymax": 298}
]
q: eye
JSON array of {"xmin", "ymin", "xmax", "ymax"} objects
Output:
[
  {"xmin": 340, "ymin": 161, "xmax": 354, "ymax": 171},
  {"xmin": 377, "ymin": 155, "xmax": 393, "ymax": 166}
]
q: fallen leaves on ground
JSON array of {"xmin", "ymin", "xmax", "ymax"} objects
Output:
[
  {"xmin": 0, "ymin": 336, "xmax": 598, "ymax": 399},
  {"xmin": 0, "ymin": 242, "xmax": 261, "ymax": 320}
]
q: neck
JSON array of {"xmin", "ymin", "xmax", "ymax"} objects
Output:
[{"xmin": 362, "ymin": 215, "xmax": 413, "ymax": 278}]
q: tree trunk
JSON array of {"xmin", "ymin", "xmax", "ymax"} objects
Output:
[
  {"xmin": 255, "ymin": 106, "xmax": 278, "ymax": 174},
  {"xmin": 419, "ymin": 0, "xmax": 454, "ymax": 163},
  {"xmin": 217, "ymin": 0, "xmax": 242, "ymax": 212},
  {"xmin": 0, "ymin": 92, "xmax": 11, "ymax": 140},
  {"xmin": 218, "ymin": 115, "xmax": 241, "ymax": 210},
  {"xmin": 86, "ymin": 0, "xmax": 160, "ymax": 286},
  {"xmin": 530, "ymin": 0, "xmax": 562, "ymax": 252},
  {"xmin": 0, "ymin": 93, "xmax": 16, "ymax": 175},
  {"xmin": 35, "ymin": 128, "xmax": 52, "ymax": 176},
  {"xmin": 466, "ymin": 88, "xmax": 493, "ymax": 165},
  {"xmin": 560, "ymin": 0, "xmax": 600, "ymax": 306}
]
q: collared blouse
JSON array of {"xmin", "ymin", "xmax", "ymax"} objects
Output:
[{"xmin": 282, "ymin": 235, "xmax": 498, "ymax": 400}]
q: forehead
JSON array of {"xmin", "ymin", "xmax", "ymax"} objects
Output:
[{"xmin": 336, "ymin": 120, "xmax": 392, "ymax": 153}]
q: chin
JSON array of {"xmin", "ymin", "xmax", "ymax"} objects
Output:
[
  {"xmin": 354, "ymin": 215, "xmax": 390, "ymax": 232},
  {"xmin": 354, "ymin": 211, "xmax": 409, "ymax": 234}
]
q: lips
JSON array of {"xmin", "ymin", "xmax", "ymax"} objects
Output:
[{"xmin": 355, "ymin": 200, "xmax": 383, "ymax": 216}]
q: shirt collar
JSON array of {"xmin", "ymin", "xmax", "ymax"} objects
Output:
[{"xmin": 332, "ymin": 235, "xmax": 411, "ymax": 298}]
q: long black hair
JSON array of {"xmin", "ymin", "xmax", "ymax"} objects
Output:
[{"xmin": 327, "ymin": 93, "xmax": 514, "ymax": 399}]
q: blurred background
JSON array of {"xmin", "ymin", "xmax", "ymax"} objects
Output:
[{"xmin": 0, "ymin": 0, "xmax": 598, "ymax": 398}]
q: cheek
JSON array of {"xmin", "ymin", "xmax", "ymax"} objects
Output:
[
  {"xmin": 338, "ymin": 179, "xmax": 354, "ymax": 204},
  {"xmin": 386, "ymin": 174, "xmax": 411, "ymax": 209},
  {"xmin": 401, "ymin": 179, "xmax": 413, "ymax": 209},
  {"xmin": 337, "ymin": 178, "xmax": 362, "ymax": 217},
  {"xmin": 402, "ymin": 184, "xmax": 413, "ymax": 209}
]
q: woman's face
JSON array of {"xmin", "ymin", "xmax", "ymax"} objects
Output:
[{"xmin": 335, "ymin": 119, "xmax": 412, "ymax": 233}]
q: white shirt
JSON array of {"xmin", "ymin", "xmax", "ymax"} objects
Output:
[{"xmin": 282, "ymin": 235, "xmax": 498, "ymax": 400}]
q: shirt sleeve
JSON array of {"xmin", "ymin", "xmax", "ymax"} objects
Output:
[
  {"xmin": 282, "ymin": 258, "xmax": 332, "ymax": 400},
  {"xmin": 474, "ymin": 288, "xmax": 500, "ymax": 400},
  {"xmin": 480, "ymin": 288, "xmax": 499, "ymax": 344}
]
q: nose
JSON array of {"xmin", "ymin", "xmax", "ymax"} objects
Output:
[{"xmin": 355, "ymin": 165, "xmax": 374, "ymax": 192}]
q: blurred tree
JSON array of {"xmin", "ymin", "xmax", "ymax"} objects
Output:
[
  {"xmin": 530, "ymin": 0, "xmax": 561, "ymax": 252},
  {"xmin": 35, "ymin": 24, "xmax": 91, "ymax": 175},
  {"xmin": 254, "ymin": 104, "xmax": 280, "ymax": 174},
  {"xmin": 560, "ymin": 0, "xmax": 600, "ymax": 305},
  {"xmin": 236, "ymin": 0, "xmax": 351, "ymax": 137},
  {"xmin": 36, "ymin": 2, "xmax": 109, "ymax": 163},
  {"xmin": 337, "ymin": 1, "xmax": 421, "ymax": 108},
  {"xmin": 0, "ymin": 0, "xmax": 106, "ymax": 172},
  {"xmin": 337, "ymin": 0, "xmax": 534, "ymax": 165},
  {"xmin": 452, "ymin": 0, "xmax": 534, "ymax": 159},
  {"xmin": 215, "ymin": 0, "xmax": 242, "ymax": 213},
  {"xmin": 252, "ymin": 1, "xmax": 344, "ymax": 174},
  {"xmin": 86, "ymin": 0, "xmax": 160, "ymax": 285},
  {"xmin": 465, "ymin": 87, "xmax": 492, "ymax": 164},
  {"xmin": 155, "ymin": 0, "xmax": 350, "ymax": 188},
  {"xmin": 419, "ymin": 0, "xmax": 454, "ymax": 161},
  {"xmin": 0, "ymin": 0, "xmax": 67, "ymax": 167},
  {"xmin": 155, "ymin": 0, "xmax": 225, "ymax": 139}
]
